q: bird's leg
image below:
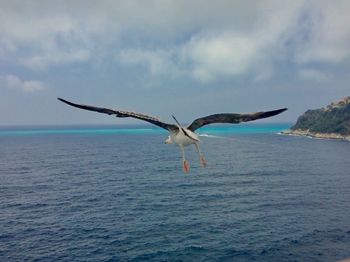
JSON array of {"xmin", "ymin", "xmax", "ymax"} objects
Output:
[
  {"xmin": 180, "ymin": 146, "xmax": 190, "ymax": 173},
  {"xmin": 195, "ymin": 143, "xmax": 206, "ymax": 167}
]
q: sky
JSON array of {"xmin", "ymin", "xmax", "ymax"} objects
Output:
[{"xmin": 0, "ymin": 0, "xmax": 349, "ymax": 126}]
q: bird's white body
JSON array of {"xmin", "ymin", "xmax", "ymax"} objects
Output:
[
  {"xmin": 169, "ymin": 128, "xmax": 199, "ymax": 147},
  {"xmin": 166, "ymin": 127, "xmax": 205, "ymax": 172}
]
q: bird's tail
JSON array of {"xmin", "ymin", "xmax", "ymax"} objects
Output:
[{"xmin": 172, "ymin": 115, "xmax": 182, "ymax": 127}]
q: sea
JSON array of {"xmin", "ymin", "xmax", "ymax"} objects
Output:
[{"xmin": 0, "ymin": 123, "xmax": 349, "ymax": 262}]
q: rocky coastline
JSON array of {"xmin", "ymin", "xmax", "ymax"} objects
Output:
[
  {"xmin": 281, "ymin": 129, "xmax": 350, "ymax": 141},
  {"xmin": 283, "ymin": 96, "xmax": 350, "ymax": 141}
]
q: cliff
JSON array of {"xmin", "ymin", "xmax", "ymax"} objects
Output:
[{"xmin": 283, "ymin": 96, "xmax": 350, "ymax": 141}]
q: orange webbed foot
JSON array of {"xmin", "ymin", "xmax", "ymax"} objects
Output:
[
  {"xmin": 183, "ymin": 160, "xmax": 190, "ymax": 173},
  {"xmin": 200, "ymin": 155, "xmax": 207, "ymax": 167}
]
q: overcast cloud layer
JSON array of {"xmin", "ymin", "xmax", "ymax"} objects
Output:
[{"xmin": 0, "ymin": 0, "xmax": 349, "ymax": 125}]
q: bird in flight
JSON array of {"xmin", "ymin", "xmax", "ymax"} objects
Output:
[{"xmin": 58, "ymin": 98, "xmax": 287, "ymax": 172}]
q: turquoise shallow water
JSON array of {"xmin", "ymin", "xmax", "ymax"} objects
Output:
[
  {"xmin": 0, "ymin": 123, "xmax": 291, "ymax": 136},
  {"xmin": 1, "ymin": 123, "xmax": 350, "ymax": 261}
]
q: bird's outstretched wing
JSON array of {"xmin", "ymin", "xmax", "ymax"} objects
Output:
[
  {"xmin": 187, "ymin": 108, "xmax": 287, "ymax": 131},
  {"xmin": 58, "ymin": 98, "xmax": 177, "ymax": 131}
]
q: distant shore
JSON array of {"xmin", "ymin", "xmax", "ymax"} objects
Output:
[{"xmin": 281, "ymin": 129, "xmax": 350, "ymax": 141}]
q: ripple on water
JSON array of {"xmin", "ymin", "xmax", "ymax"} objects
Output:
[{"xmin": 0, "ymin": 133, "xmax": 350, "ymax": 261}]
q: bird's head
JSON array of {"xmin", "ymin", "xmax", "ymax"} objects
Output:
[{"xmin": 164, "ymin": 135, "xmax": 173, "ymax": 144}]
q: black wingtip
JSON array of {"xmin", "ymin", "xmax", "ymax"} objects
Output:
[
  {"xmin": 57, "ymin": 97, "xmax": 77, "ymax": 107},
  {"xmin": 270, "ymin": 108, "xmax": 288, "ymax": 114},
  {"xmin": 260, "ymin": 107, "xmax": 288, "ymax": 119},
  {"xmin": 57, "ymin": 97, "xmax": 68, "ymax": 103},
  {"xmin": 278, "ymin": 108, "xmax": 288, "ymax": 113}
]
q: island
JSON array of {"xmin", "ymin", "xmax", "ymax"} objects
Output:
[{"xmin": 282, "ymin": 96, "xmax": 350, "ymax": 141}]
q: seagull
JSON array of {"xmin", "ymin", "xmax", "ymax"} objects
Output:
[{"xmin": 58, "ymin": 98, "xmax": 287, "ymax": 172}]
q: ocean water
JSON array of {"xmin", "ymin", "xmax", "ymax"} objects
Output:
[{"xmin": 0, "ymin": 123, "xmax": 350, "ymax": 261}]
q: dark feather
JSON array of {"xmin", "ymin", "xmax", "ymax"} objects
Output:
[
  {"xmin": 58, "ymin": 98, "xmax": 177, "ymax": 131},
  {"xmin": 187, "ymin": 108, "xmax": 287, "ymax": 131}
]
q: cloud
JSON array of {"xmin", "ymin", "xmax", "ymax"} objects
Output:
[
  {"xmin": 19, "ymin": 49, "xmax": 90, "ymax": 70},
  {"xmin": 1, "ymin": 0, "xmax": 350, "ymax": 82},
  {"xmin": 298, "ymin": 69, "xmax": 330, "ymax": 82},
  {"xmin": 0, "ymin": 74, "xmax": 45, "ymax": 92},
  {"xmin": 0, "ymin": 2, "xmax": 102, "ymax": 70},
  {"xmin": 118, "ymin": 48, "xmax": 177, "ymax": 76},
  {"xmin": 117, "ymin": 34, "xmax": 266, "ymax": 83},
  {"xmin": 287, "ymin": 1, "xmax": 350, "ymax": 64},
  {"xmin": 182, "ymin": 33, "xmax": 271, "ymax": 82},
  {"xmin": 117, "ymin": 27, "xmax": 283, "ymax": 83},
  {"xmin": 116, "ymin": 1, "xmax": 305, "ymax": 83}
]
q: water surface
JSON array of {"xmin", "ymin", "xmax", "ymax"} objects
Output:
[{"xmin": 1, "ymin": 124, "xmax": 349, "ymax": 261}]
